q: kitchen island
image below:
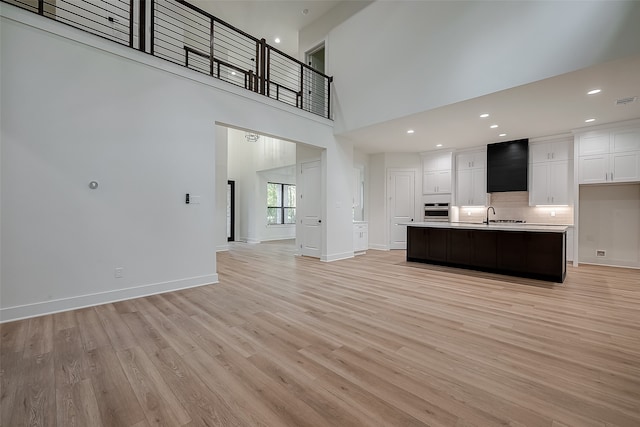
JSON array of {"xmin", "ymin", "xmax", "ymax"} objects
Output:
[{"xmin": 405, "ymin": 222, "xmax": 567, "ymax": 283}]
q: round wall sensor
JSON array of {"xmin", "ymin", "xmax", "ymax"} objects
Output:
[{"xmin": 89, "ymin": 181, "xmax": 99, "ymax": 189}]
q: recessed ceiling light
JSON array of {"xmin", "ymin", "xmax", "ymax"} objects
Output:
[
  {"xmin": 490, "ymin": 124, "xmax": 498, "ymax": 129},
  {"xmin": 436, "ymin": 144, "xmax": 443, "ymax": 147},
  {"xmin": 587, "ymin": 89, "xmax": 601, "ymax": 95},
  {"xmin": 302, "ymin": 8, "xmax": 309, "ymax": 15},
  {"xmin": 585, "ymin": 118, "xmax": 596, "ymax": 123},
  {"xmin": 499, "ymin": 133, "xmax": 507, "ymax": 137},
  {"xmin": 406, "ymin": 129, "xmax": 415, "ymax": 134},
  {"xmin": 231, "ymin": 71, "xmax": 236, "ymax": 76},
  {"xmin": 480, "ymin": 113, "xmax": 489, "ymax": 118},
  {"xmin": 274, "ymin": 37, "xmax": 281, "ymax": 44}
]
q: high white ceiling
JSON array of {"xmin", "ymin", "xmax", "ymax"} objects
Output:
[
  {"xmin": 197, "ymin": 1, "xmax": 640, "ymax": 155},
  {"xmin": 341, "ymin": 54, "xmax": 640, "ymax": 153}
]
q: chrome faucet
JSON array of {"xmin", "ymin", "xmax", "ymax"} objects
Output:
[{"xmin": 485, "ymin": 206, "xmax": 496, "ymax": 224}]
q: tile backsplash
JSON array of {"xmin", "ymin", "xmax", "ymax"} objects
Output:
[{"xmin": 453, "ymin": 192, "xmax": 573, "ymax": 225}]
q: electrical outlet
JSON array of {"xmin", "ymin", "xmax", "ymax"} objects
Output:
[
  {"xmin": 596, "ymin": 250, "xmax": 606, "ymax": 257},
  {"xmin": 115, "ymin": 267, "xmax": 124, "ymax": 278}
]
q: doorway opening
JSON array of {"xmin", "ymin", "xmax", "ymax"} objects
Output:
[
  {"xmin": 306, "ymin": 43, "xmax": 325, "ymax": 74},
  {"xmin": 304, "ymin": 43, "xmax": 326, "ymax": 117}
]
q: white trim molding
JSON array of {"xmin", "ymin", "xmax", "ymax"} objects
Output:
[{"xmin": 0, "ymin": 274, "xmax": 219, "ymax": 323}]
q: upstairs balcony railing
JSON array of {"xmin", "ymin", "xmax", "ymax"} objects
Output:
[{"xmin": 3, "ymin": 0, "xmax": 333, "ymax": 119}]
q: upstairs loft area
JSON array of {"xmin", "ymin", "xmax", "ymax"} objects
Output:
[{"xmin": 2, "ymin": 0, "xmax": 333, "ymax": 119}]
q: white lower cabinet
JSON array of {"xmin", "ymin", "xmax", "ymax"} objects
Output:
[
  {"xmin": 566, "ymin": 227, "xmax": 574, "ymax": 262},
  {"xmin": 353, "ymin": 222, "xmax": 368, "ymax": 254}
]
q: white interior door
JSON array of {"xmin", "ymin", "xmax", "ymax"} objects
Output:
[
  {"xmin": 388, "ymin": 169, "xmax": 415, "ymax": 250},
  {"xmin": 300, "ymin": 160, "xmax": 322, "ymax": 258}
]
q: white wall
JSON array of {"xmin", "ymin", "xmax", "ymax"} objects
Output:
[
  {"xmin": 579, "ymin": 184, "xmax": 640, "ymax": 268},
  {"xmin": 368, "ymin": 153, "xmax": 386, "ymax": 250},
  {"xmin": 215, "ymin": 125, "xmax": 229, "ymax": 251},
  {"xmin": 1, "ymin": 7, "xmax": 350, "ymax": 321},
  {"xmin": 328, "ymin": 1, "xmax": 640, "ymax": 134}
]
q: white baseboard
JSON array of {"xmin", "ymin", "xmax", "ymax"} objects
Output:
[
  {"xmin": 577, "ymin": 260, "xmax": 640, "ymax": 270},
  {"xmin": 369, "ymin": 243, "xmax": 390, "ymax": 251},
  {"xmin": 216, "ymin": 244, "xmax": 230, "ymax": 252},
  {"xmin": 321, "ymin": 251, "xmax": 354, "ymax": 262},
  {"xmin": 0, "ymin": 274, "xmax": 219, "ymax": 323}
]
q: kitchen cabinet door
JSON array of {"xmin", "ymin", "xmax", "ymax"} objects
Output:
[
  {"xmin": 423, "ymin": 152, "xmax": 452, "ymax": 171},
  {"xmin": 456, "ymin": 166, "xmax": 485, "ymax": 206},
  {"xmin": 530, "ymin": 163, "xmax": 550, "ymax": 205},
  {"xmin": 548, "ymin": 161, "xmax": 569, "ymax": 205},
  {"xmin": 612, "ymin": 129, "xmax": 640, "ymax": 153},
  {"xmin": 456, "ymin": 169, "xmax": 472, "ymax": 205},
  {"xmin": 456, "ymin": 151, "xmax": 486, "ymax": 171},
  {"xmin": 497, "ymin": 232, "xmax": 528, "ymax": 272},
  {"xmin": 471, "ymin": 167, "xmax": 487, "ymax": 205},
  {"xmin": 426, "ymin": 228, "xmax": 449, "ymax": 262},
  {"xmin": 424, "ymin": 170, "xmax": 451, "ymax": 194},
  {"xmin": 407, "ymin": 227, "xmax": 428, "ymax": 260},
  {"xmin": 448, "ymin": 229, "xmax": 473, "ymax": 264},
  {"xmin": 531, "ymin": 140, "xmax": 571, "ymax": 163},
  {"xmin": 579, "ymin": 134, "xmax": 610, "ymax": 156},
  {"xmin": 579, "ymin": 154, "xmax": 609, "ymax": 184},
  {"xmin": 353, "ymin": 223, "xmax": 368, "ymax": 253},
  {"xmin": 611, "ymin": 151, "xmax": 640, "ymax": 182}
]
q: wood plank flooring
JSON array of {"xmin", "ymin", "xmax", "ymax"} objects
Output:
[{"xmin": 2, "ymin": 241, "xmax": 640, "ymax": 426}]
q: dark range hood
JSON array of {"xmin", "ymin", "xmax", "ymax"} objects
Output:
[{"xmin": 487, "ymin": 139, "xmax": 529, "ymax": 193}]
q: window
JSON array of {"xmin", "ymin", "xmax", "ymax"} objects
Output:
[{"xmin": 267, "ymin": 183, "xmax": 296, "ymax": 225}]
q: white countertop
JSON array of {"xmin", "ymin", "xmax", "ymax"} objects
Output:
[{"xmin": 402, "ymin": 221, "xmax": 568, "ymax": 233}]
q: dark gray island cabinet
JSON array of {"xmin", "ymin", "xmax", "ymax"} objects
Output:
[{"xmin": 407, "ymin": 223, "xmax": 567, "ymax": 283}]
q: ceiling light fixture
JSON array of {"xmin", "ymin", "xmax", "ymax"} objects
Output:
[
  {"xmin": 587, "ymin": 89, "xmax": 601, "ymax": 95},
  {"xmin": 245, "ymin": 132, "xmax": 260, "ymax": 142},
  {"xmin": 499, "ymin": 133, "xmax": 507, "ymax": 137},
  {"xmin": 585, "ymin": 118, "xmax": 596, "ymax": 123},
  {"xmin": 480, "ymin": 113, "xmax": 489, "ymax": 118},
  {"xmin": 436, "ymin": 144, "xmax": 443, "ymax": 147},
  {"xmin": 490, "ymin": 124, "xmax": 498, "ymax": 129},
  {"xmin": 274, "ymin": 37, "xmax": 281, "ymax": 44},
  {"xmin": 407, "ymin": 129, "xmax": 415, "ymax": 134}
]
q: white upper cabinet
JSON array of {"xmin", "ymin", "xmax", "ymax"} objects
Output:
[
  {"xmin": 612, "ymin": 129, "xmax": 640, "ymax": 153},
  {"xmin": 578, "ymin": 127, "xmax": 640, "ymax": 184},
  {"xmin": 456, "ymin": 150, "xmax": 486, "ymax": 171},
  {"xmin": 422, "ymin": 151, "xmax": 452, "ymax": 194},
  {"xmin": 455, "ymin": 149, "xmax": 487, "ymax": 206},
  {"xmin": 531, "ymin": 140, "xmax": 571, "ymax": 163},
  {"xmin": 529, "ymin": 139, "xmax": 572, "ymax": 206},
  {"xmin": 423, "ymin": 170, "xmax": 452, "ymax": 194},
  {"xmin": 578, "ymin": 134, "xmax": 610, "ymax": 156}
]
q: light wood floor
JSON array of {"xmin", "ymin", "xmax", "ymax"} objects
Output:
[{"xmin": 2, "ymin": 241, "xmax": 640, "ymax": 426}]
